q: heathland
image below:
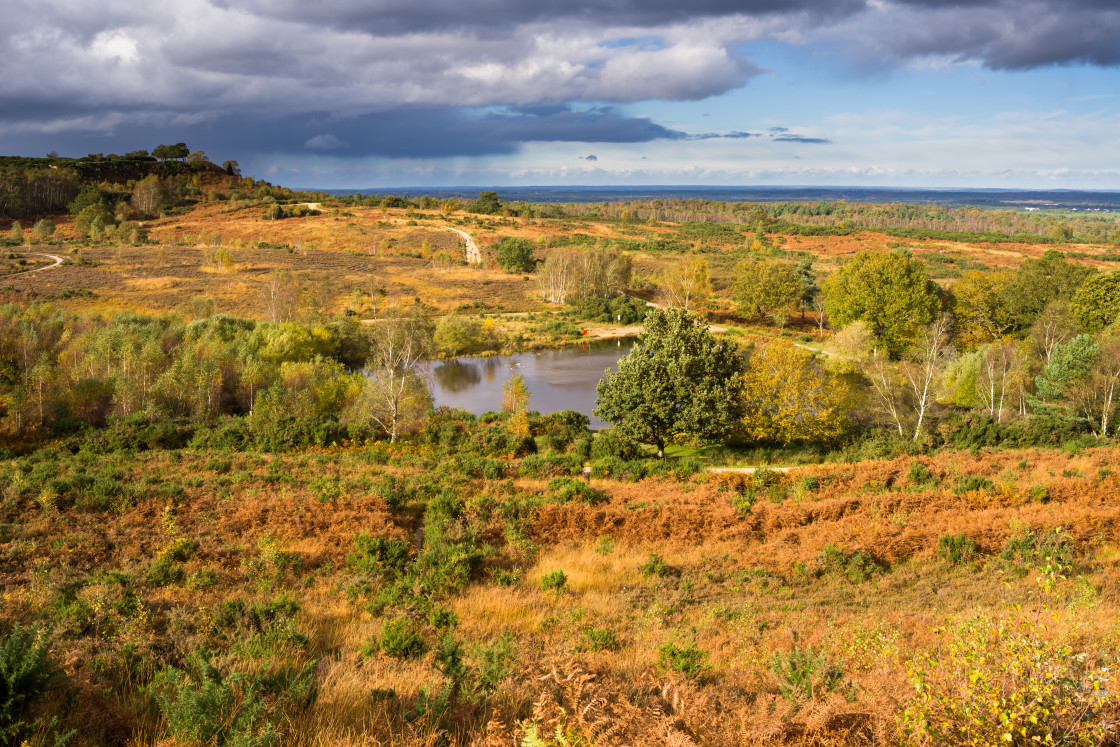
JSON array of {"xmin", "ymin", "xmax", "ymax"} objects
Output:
[{"xmin": 2, "ymin": 150, "xmax": 1120, "ymax": 746}]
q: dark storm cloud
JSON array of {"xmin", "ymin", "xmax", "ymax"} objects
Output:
[
  {"xmin": 850, "ymin": 0, "xmax": 1120, "ymax": 70},
  {"xmin": 215, "ymin": 0, "xmax": 868, "ymax": 37},
  {"xmin": 2, "ymin": 0, "xmax": 1119, "ymax": 166}
]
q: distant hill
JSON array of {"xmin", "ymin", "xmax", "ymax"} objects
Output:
[{"xmin": 0, "ymin": 151, "xmax": 238, "ymax": 219}]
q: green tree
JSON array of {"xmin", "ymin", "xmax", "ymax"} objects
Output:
[
  {"xmin": 467, "ymin": 191, "xmax": 502, "ymax": 215},
  {"xmin": 434, "ymin": 314, "xmax": 493, "ymax": 356},
  {"xmin": 732, "ymin": 259, "xmax": 801, "ymax": 323},
  {"xmin": 1071, "ymin": 271, "xmax": 1120, "ymax": 333},
  {"xmin": 493, "ymin": 237, "xmax": 535, "ymax": 273},
  {"xmin": 8, "ymin": 221, "xmax": 21, "ymax": 243},
  {"xmin": 31, "ymin": 219, "xmax": 55, "ymax": 242},
  {"xmin": 74, "ymin": 204, "xmax": 113, "ymax": 238},
  {"xmin": 153, "ymin": 143, "xmax": 189, "ymax": 161},
  {"xmin": 951, "ymin": 270, "xmax": 1015, "ymax": 350},
  {"xmin": 501, "ymin": 373, "xmax": 531, "ymax": 438},
  {"xmin": 1034, "ymin": 332, "xmax": 1120, "ymax": 436},
  {"xmin": 796, "ymin": 258, "xmax": 819, "ymax": 322},
  {"xmin": 1006, "ymin": 250, "xmax": 1092, "ymax": 330},
  {"xmin": 594, "ymin": 308, "xmax": 743, "ymax": 457},
  {"xmin": 67, "ymin": 186, "xmax": 105, "ymax": 216},
  {"xmin": 823, "ymin": 251, "xmax": 942, "ymax": 358}
]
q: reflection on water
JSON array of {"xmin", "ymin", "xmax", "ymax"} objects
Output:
[
  {"xmin": 422, "ymin": 339, "xmax": 634, "ymax": 429},
  {"xmin": 432, "ymin": 360, "xmax": 481, "ymax": 392}
]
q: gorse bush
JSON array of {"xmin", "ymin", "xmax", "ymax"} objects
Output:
[
  {"xmin": 589, "ymin": 427, "xmax": 642, "ymax": 461},
  {"xmin": 377, "ymin": 618, "xmax": 425, "ymax": 659},
  {"xmin": 546, "ymin": 477, "xmax": 608, "ymax": 505},
  {"xmin": 657, "ymin": 642, "xmax": 708, "ymax": 680},
  {"xmin": 907, "ymin": 461, "xmax": 937, "ymax": 486},
  {"xmin": 1001, "ymin": 526, "xmax": 1076, "ymax": 568},
  {"xmin": 638, "ymin": 552, "xmax": 676, "ymax": 578},
  {"xmin": 539, "ymin": 570, "xmax": 567, "ymax": 592},
  {"xmin": 150, "ymin": 651, "xmax": 279, "ymax": 747},
  {"xmin": 815, "ymin": 544, "xmax": 884, "ymax": 583},
  {"xmin": 349, "ymin": 535, "xmax": 412, "ymax": 576},
  {"xmin": 0, "ymin": 625, "xmax": 61, "ymax": 740},
  {"xmin": 954, "ymin": 475, "xmax": 994, "ymax": 495}
]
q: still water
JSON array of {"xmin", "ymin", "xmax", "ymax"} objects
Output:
[{"xmin": 422, "ymin": 339, "xmax": 635, "ymax": 429}]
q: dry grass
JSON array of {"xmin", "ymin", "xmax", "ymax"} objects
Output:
[{"xmin": 3, "ymin": 200, "xmax": 1103, "ymax": 323}]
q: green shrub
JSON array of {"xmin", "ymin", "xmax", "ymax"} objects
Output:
[
  {"xmin": 580, "ymin": 628, "xmax": 621, "ymax": 652},
  {"xmin": 348, "ymin": 535, "xmax": 412, "ymax": 576},
  {"xmin": 908, "ymin": 461, "xmax": 937, "ymax": 486},
  {"xmin": 815, "ymin": 544, "xmax": 884, "ymax": 583},
  {"xmin": 519, "ymin": 452, "xmax": 582, "ymax": 478},
  {"xmin": 937, "ymin": 534, "xmax": 976, "ymax": 565},
  {"xmin": 638, "ymin": 552, "xmax": 676, "ymax": 578},
  {"xmin": 546, "ymin": 476, "xmax": 608, "ymax": 505},
  {"xmin": 539, "ymin": 570, "xmax": 567, "ymax": 592},
  {"xmin": 796, "ymin": 475, "xmax": 821, "ymax": 493},
  {"xmin": 1001, "ymin": 526, "xmax": 1075, "ymax": 567},
  {"xmin": 954, "ymin": 475, "xmax": 994, "ymax": 495},
  {"xmin": 377, "ymin": 618, "xmax": 425, "ymax": 659},
  {"xmin": 0, "ymin": 624, "xmax": 62, "ymax": 740},
  {"xmin": 492, "ymin": 568, "xmax": 522, "ymax": 587},
  {"xmin": 148, "ymin": 538, "xmax": 199, "ymax": 586},
  {"xmin": 149, "ymin": 651, "xmax": 278, "ymax": 747},
  {"xmin": 475, "ymin": 634, "xmax": 517, "ymax": 694},
  {"xmin": 590, "ymin": 428, "xmax": 642, "ymax": 461},
  {"xmin": 770, "ymin": 646, "xmax": 847, "ymax": 702},
  {"xmin": 309, "ymin": 475, "xmax": 342, "ymax": 503},
  {"xmin": 657, "ymin": 642, "xmax": 708, "ymax": 680}
]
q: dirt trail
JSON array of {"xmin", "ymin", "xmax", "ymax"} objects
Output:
[
  {"xmin": 446, "ymin": 227, "xmax": 481, "ymax": 264},
  {"xmin": 15, "ymin": 253, "xmax": 64, "ymax": 275}
]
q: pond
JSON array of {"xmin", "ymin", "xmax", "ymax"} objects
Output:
[{"xmin": 422, "ymin": 339, "xmax": 635, "ymax": 429}]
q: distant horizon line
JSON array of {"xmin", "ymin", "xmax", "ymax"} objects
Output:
[{"xmin": 307, "ymin": 184, "xmax": 1120, "ymax": 194}]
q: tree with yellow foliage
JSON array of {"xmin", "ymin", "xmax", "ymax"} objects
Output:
[
  {"xmin": 740, "ymin": 344, "xmax": 850, "ymax": 444},
  {"xmin": 660, "ymin": 255, "xmax": 710, "ymax": 312},
  {"xmin": 951, "ymin": 270, "xmax": 1015, "ymax": 350},
  {"xmin": 501, "ymin": 373, "xmax": 531, "ymax": 438}
]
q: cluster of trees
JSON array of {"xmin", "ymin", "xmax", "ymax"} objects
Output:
[
  {"xmin": 536, "ymin": 245, "xmax": 631, "ymax": 304},
  {"xmin": 609, "ymin": 248, "xmax": 1120, "ymax": 452},
  {"xmin": 596, "ymin": 308, "xmax": 849, "ymax": 455},
  {"xmin": 0, "ymin": 304, "xmax": 446, "ymax": 445}
]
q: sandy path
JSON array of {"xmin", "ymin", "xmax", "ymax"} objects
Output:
[
  {"xmin": 446, "ymin": 227, "xmax": 481, "ymax": 264},
  {"xmin": 14, "ymin": 253, "xmax": 64, "ymax": 275}
]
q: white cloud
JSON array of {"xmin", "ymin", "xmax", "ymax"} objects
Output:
[{"xmin": 90, "ymin": 30, "xmax": 140, "ymax": 64}]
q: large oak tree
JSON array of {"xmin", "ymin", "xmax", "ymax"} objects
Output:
[{"xmin": 594, "ymin": 308, "xmax": 742, "ymax": 457}]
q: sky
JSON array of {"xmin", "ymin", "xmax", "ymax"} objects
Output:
[{"xmin": 3, "ymin": 0, "xmax": 1119, "ymax": 189}]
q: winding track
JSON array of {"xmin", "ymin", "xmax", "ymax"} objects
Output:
[
  {"xmin": 446, "ymin": 227, "xmax": 481, "ymax": 264},
  {"xmin": 17, "ymin": 253, "xmax": 64, "ymax": 274}
]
